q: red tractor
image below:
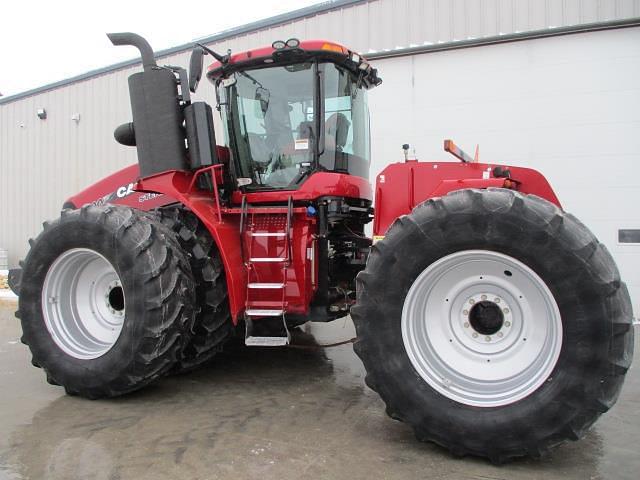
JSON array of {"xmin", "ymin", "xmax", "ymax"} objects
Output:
[{"xmin": 9, "ymin": 33, "xmax": 634, "ymax": 462}]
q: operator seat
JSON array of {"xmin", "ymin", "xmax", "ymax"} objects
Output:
[
  {"xmin": 297, "ymin": 121, "xmax": 315, "ymax": 141},
  {"xmin": 325, "ymin": 112, "xmax": 350, "ymax": 151}
]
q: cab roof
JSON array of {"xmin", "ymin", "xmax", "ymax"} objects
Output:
[{"xmin": 206, "ymin": 39, "xmax": 382, "ymax": 88}]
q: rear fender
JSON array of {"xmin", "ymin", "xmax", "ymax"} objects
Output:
[
  {"xmin": 373, "ymin": 161, "xmax": 562, "ymax": 236},
  {"xmin": 137, "ymin": 170, "xmax": 246, "ymax": 323},
  {"xmin": 65, "ymin": 164, "xmax": 177, "ymax": 210}
]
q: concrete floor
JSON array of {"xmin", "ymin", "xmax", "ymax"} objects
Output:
[{"xmin": 0, "ymin": 298, "xmax": 638, "ymax": 480}]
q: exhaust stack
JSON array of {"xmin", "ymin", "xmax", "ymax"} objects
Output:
[
  {"xmin": 106, "ymin": 33, "xmax": 157, "ymax": 71},
  {"xmin": 108, "ymin": 32, "xmax": 188, "ymax": 177}
]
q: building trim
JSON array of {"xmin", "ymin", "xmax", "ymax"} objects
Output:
[
  {"xmin": 1, "ymin": 8, "xmax": 639, "ymax": 106},
  {"xmin": 365, "ymin": 17, "xmax": 640, "ymax": 61}
]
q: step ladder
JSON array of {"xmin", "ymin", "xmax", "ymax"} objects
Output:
[{"xmin": 241, "ymin": 196, "xmax": 293, "ymax": 346}]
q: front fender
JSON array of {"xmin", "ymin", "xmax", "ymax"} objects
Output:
[
  {"xmin": 373, "ymin": 161, "xmax": 562, "ymax": 236},
  {"xmin": 136, "ymin": 170, "xmax": 246, "ymax": 323}
]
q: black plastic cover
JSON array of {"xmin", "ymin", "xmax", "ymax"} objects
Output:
[
  {"xmin": 114, "ymin": 122, "xmax": 136, "ymax": 146},
  {"xmin": 184, "ymin": 102, "xmax": 218, "ymax": 169},
  {"xmin": 128, "ymin": 69, "xmax": 187, "ymax": 177}
]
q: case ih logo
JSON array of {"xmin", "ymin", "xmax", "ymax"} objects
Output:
[
  {"xmin": 116, "ymin": 183, "xmax": 136, "ymax": 198},
  {"xmin": 91, "ymin": 183, "xmax": 136, "ymax": 206}
]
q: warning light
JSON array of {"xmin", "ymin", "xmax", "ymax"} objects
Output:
[{"xmin": 321, "ymin": 43, "xmax": 346, "ymax": 53}]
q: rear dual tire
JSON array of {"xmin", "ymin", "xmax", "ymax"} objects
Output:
[
  {"xmin": 156, "ymin": 207, "xmax": 233, "ymax": 372},
  {"xmin": 352, "ymin": 188, "xmax": 634, "ymax": 462},
  {"xmin": 17, "ymin": 205, "xmax": 196, "ymax": 398}
]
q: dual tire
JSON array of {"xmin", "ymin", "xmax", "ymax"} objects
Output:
[
  {"xmin": 17, "ymin": 204, "xmax": 229, "ymax": 398},
  {"xmin": 156, "ymin": 207, "xmax": 233, "ymax": 372}
]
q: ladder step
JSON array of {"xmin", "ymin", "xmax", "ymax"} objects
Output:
[
  {"xmin": 248, "ymin": 283, "xmax": 285, "ymax": 289},
  {"xmin": 250, "ymin": 232, "xmax": 287, "ymax": 237},
  {"xmin": 245, "ymin": 309, "xmax": 284, "ymax": 317},
  {"xmin": 250, "ymin": 257, "xmax": 286, "ymax": 263},
  {"xmin": 245, "ymin": 336, "xmax": 290, "ymax": 347}
]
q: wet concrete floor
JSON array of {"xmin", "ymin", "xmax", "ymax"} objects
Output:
[{"xmin": 0, "ymin": 299, "xmax": 639, "ymax": 479}]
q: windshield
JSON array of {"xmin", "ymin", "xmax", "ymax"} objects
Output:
[
  {"xmin": 224, "ymin": 63, "xmax": 316, "ymax": 188},
  {"xmin": 221, "ymin": 61, "xmax": 370, "ymax": 190}
]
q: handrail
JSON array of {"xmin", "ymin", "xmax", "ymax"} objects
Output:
[
  {"xmin": 187, "ymin": 164, "xmax": 224, "ymax": 222},
  {"xmin": 286, "ymin": 196, "xmax": 293, "ymax": 266},
  {"xmin": 239, "ymin": 195, "xmax": 248, "ymax": 265}
]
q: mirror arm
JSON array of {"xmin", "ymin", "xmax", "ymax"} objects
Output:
[{"xmin": 196, "ymin": 43, "xmax": 229, "ymax": 64}]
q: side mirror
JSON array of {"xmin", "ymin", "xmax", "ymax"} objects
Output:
[
  {"xmin": 189, "ymin": 47, "xmax": 204, "ymax": 93},
  {"xmin": 255, "ymin": 87, "xmax": 270, "ymax": 114}
]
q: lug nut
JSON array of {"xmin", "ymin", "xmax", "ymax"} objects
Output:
[
  {"xmin": 463, "ymin": 310, "xmax": 469, "ymax": 316},
  {"xmin": 485, "ymin": 336, "xmax": 491, "ymax": 342},
  {"xmin": 494, "ymin": 298, "xmax": 501, "ymax": 303},
  {"xmin": 505, "ymin": 321, "xmax": 511, "ymax": 327},
  {"xmin": 503, "ymin": 308, "xmax": 510, "ymax": 314},
  {"xmin": 481, "ymin": 295, "xmax": 487, "ymax": 300},
  {"xmin": 497, "ymin": 332, "xmax": 503, "ymax": 338},
  {"xmin": 463, "ymin": 322, "xmax": 470, "ymax": 328},
  {"xmin": 469, "ymin": 299, "xmax": 475, "ymax": 305},
  {"xmin": 472, "ymin": 332, "xmax": 478, "ymax": 338}
]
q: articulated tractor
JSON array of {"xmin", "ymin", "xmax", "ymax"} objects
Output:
[{"xmin": 9, "ymin": 33, "xmax": 634, "ymax": 462}]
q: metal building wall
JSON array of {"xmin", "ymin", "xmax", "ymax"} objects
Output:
[{"xmin": 1, "ymin": 0, "xmax": 640, "ymax": 270}]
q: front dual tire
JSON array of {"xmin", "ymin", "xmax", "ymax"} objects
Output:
[
  {"xmin": 17, "ymin": 205, "xmax": 196, "ymax": 398},
  {"xmin": 352, "ymin": 188, "xmax": 634, "ymax": 462}
]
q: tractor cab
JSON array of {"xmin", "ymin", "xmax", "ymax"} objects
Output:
[{"xmin": 201, "ymin": 40, "xmax": 381, "ymax": 194}]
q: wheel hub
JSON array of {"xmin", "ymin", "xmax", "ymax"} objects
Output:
[
  {"xmin": 106, "ymin": 281, "xmax": 125, "ymax": 316},
  {"xmin": 42, "ymin": 248, "xmax": 126, "ymax": 360},
  {"xmin": 468, "ymin": 300, "xmax": 504, "ymax": 335},
  {"xmin": 401, "ymin": 250, "xmax": 563, "ymax": 407}
]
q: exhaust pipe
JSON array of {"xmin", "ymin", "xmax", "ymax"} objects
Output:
[
  {"xmin": 106, "ymin": 32, "xmax": 157, "ymax": 71},
  {"xmin": 107, "ymin": 32, "xmax": 188, "ymax": 177}
]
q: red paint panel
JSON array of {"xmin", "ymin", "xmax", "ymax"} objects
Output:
[
  {"xmin": 137, "ymin": 171, "xmax": 247, "ymax": 321},
  {"xmin": 66, "ymin": 145, "xmax": 231, "ymax": 210},
  {"xmin": 244, "ymin": 212, "xmax": 317, "ymax": 316},
  {"xmin": 373, "ymin": 161, "xmax": 561, "ymax": 236},
  {"xmin": 137, "ymin": 170, "xmax": 319, "ymax": 322},
  {"xmin": 66, "ymin": 164, "xmax": 177, "ymax": 210},
  {"xmin": 230, "ymin": 172, "xmax": 372, "ymax": 205}
]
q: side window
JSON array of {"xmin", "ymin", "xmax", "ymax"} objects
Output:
[{"xmin": 324, "ymin": 96, "xmax": 354, "ymax": 154}]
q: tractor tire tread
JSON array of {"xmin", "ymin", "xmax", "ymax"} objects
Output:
[
  {"xmin": 155, "ymin": 206, "xmax": 233, "ymax": 373},
  {"xmin": 17, "ymin": 204, "xmax": 196, "ymax": 398},
  {"xmin": 352, "ymin": 188, "xmax": 633, "ymax": 462}
]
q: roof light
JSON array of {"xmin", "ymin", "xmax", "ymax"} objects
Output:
[
  {"xmin": 272, "ymin": 40, "xmax": 286, "ymax": 50},
  {"xmin": 321, "ymin": 42, "xmax": 346, "ymax": 53},
  {"xmin": 285, "ymin": 38, "xmax": 300, "ymax": 48}
]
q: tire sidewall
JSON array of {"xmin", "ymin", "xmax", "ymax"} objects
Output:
[
  {"xmin": 20, "ymin": 209, "xmax": 169, "ymax": 390},
  {"xmin": 356, "ymin": 189, "xmax": 618, "ymax": 453}
]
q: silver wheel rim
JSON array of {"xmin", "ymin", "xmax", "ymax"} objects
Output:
[
  {"xmin": 401, "ymin": 250, "xmax": 562, "ymax": 407},
  {"xmin": 42, "ymin": 248, "xmax": 125, "ymax": 360}
]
